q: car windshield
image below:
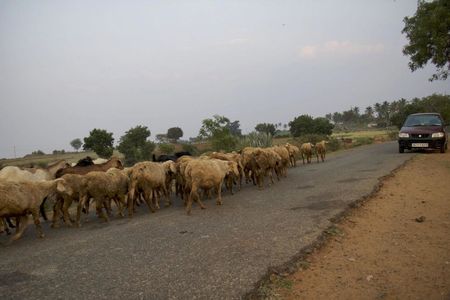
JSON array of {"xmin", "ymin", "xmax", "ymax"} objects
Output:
[{"xmin": 404, "ymin": 115, "xmax": 442, "ymax": 127}]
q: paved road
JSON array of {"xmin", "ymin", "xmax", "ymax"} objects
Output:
[{"xmin": 0, "ymin": 142, "xmax": 414, "ymax": 299}]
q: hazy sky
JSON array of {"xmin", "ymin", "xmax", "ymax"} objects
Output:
[{"xmin": 1, "ymin": 1, "xmax": 449, "ymax": 158}]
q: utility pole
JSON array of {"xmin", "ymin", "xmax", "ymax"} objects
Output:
[{"xmin": 13, "ymin": 145, "xmax": 16, "ymax": 158}]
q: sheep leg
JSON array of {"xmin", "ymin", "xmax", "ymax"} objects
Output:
[
  {"xmin": 186, "ymin": 190, "xmax": 195, "ymax": 215},
  {"xmin": 31, "ymin": 208, "xmax": 45, "ymax": 238},
  {"xmin": 62, "ymin": 197, "xmax": 74, "ymax": 227},
  {"xmin": 11, "ymin": 215, "xmax": 29, "ymax": 241},
  {"xmin": 143, "ymin": 190, "xmax": 156, "ymax": 213},
  {"xmin": 40, "ymin": 196, "xmax": 49, "ymax": 221},
  {"xmin": 96, "ymin": 198, "xmax": 109, "ymax": 223},
  {"xmin": 164, "ymin": 187, "xmax": 172, "ymax": 207},
  {"xmin": 76, "ymin": 195, "xmax": 88, "ymax": 227},
  {"xmin": 216, "ymin": 182, "xmax": 223, "ymax": 205},
  {"xmin": 51, "ymin": 197, "xmax": 63, "ymax": 228},
  {"xmin": 152, "ymin": 190, "xmax": 160, "ymax": 210}
]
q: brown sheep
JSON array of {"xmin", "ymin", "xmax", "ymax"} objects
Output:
[
  {"xmin": 55, "ymin": 157, "xmax": 123, "ymax": 178},
  {"xmin": 240, "ymin": 147, "xmax": 259, "ymax": 185},
  {"xmin": 315, "ymin": 140, "xmax": 327, "ymax": 162},
  {"xmin": 300, "ymin": 143, "xmax": 313, "ymax": 164},
  {"xmin": 127, "ymin": 162, "xmax": 171, "ymax": 217},
  {"xmin": 52, "ymin": 174, "xmax": 86, "ymax": 228},
  {"xmin": 208, "ymin": 152, "xmax": 244, "ymax": 193},
  {"xmin": 0, "ymin": 179, "xmax": 61, "ymax": 241},
  {"xmin": 271, "ymin": 146, "xmax": 290, "ymax": 177},
  {"xmin": 252, "ymin": 148, "xmax": 282, "ymax": 188},
  {"xmin": 74, "ymin": 170, "xmax": 128, "ymax": 225},
  {"xmin": 285, "ymin": 143, "xmax": 300, "ymax": 167},
  {"xmin": 184, "ymin": 159, "xmax": 239, "ymax": 215}
]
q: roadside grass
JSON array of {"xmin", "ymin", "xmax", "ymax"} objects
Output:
[{"xmin": 332, "ymin": 129, "xmax": 397, "ymax": 142}]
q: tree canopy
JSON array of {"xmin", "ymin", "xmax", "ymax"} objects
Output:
[
  {"xmin": 255, "ymin": 123, "xmax": 276, "ymax": 136},
  {"xmin": 117, "ymin": 125, "xmax": 155, "ymax": 166},
  {"xmin": 289, "ymin": 115, "xmax": 333, "ymax": 137},
  {"xmin": 70, "ymin": 138, "xmax": 82, "ymax": 152},
  {"xmin": 198, "ymin": 115, "xmax": 239, "ymax": 152},
  {"xmin": 402, "ymin": 0, "xmax": 450, "ymax": 81},
  {"xmin": 166, "ymin": 127, "xmax": 183, "ymax": 142},
  {"xmin": 83, "ymin": 129, "xmax": 114, "ymax": 158}
]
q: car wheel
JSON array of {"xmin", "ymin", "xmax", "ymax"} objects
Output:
[
  {"xmin": 440, "ymin": 145, "xmax": 446, "ymax": 153},
  {"xmin": 399, "ymin": 146, "xmax": 404, "ymax": 153}
]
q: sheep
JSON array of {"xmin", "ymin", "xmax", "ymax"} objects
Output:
[
  {"xmin": 285, "ymin": 143, "xmax": 300, "ymax": 167},
  {"xmin": 315, "ymin": 140, "xmax": 327, "ymax": 162},
  {"xmin": 300, "ymin": 143, "xmax": 313, "ymax": 164},
  {"xmin": 55, "ymin": 157, "xmax": 123, "ymax": 178},
  {"xmin": 0, "ymin": 179, "xmax": 61, "ymax": 241},
  {"xmin": 175, "ymin": 156, "xmax": 196, "ymax": 202},
  {"xmin": 127, "ymin": 162, "xmax": 171, "ymax": 217},
  {"xmin": 52, "ymin": 174, "xmax": 86, "ymax": 228},
  {"xmin": 184, "ymin": 158, "xmax": 239, "ymax": 215},
  {"xmin": 208, "ymin": 152, "xmax": 244, "ymax": 193},
  {"xmin": 0, "ymin": 166, "xmax": 53, "ymax": 182},
  {"xmin": 0, "ymin": 161, "xmax": 69, "ymax": 222},
  {"xmin": 253, "ymin": 148, "xmax": 282, "ymax": 188},
  {"xmin": 240, "ymin": 147, "xmax": 259, "ymax": 185},
  {"xmin": 271, "ymin": 146, "xmax": 290, "ymax": 177},
  {"xmin": 74, "ymin": 170, "xmax": 129, "ymax": 225}
]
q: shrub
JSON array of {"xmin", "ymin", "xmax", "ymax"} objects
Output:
[
  {"xmin": 327, "ymin": 137, "xmax": 341, "ymax": 152},
  {"xmin": 158, "ymin": 143, "xmax": 175, "ymax": 154},
  {"xmin": 181, "ymin": 143, "xmax": 198, "ymax": 155},
  {"xmin": 387, "ymin": 130, "xmax": 399, "ymax": 140},
  {"xmin": 238, "ymin": 132, "xmax": 273, "ymax": 149}
]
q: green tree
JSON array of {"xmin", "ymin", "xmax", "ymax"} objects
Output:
[
  {"xmin": 83, "ymin": 129, "xmax": 114, "ymax": 158},
  {"xmin": 227, "ymin": 120, "xmax": 242, "ymax": 136},
  {"xmin": 312, "ymin": 117, "xmax": 334, "ymax": 135},
  {"xmin": 391, "ymin": 94, "xmax": 450, "ymax": 128},
  {"xmin": 198, "ymin": 115, "xmax": 238, "ymax": 152},
  {"xmin": 166, "ymin": 127, "xmax": 183, "ymax": 142},
  {"xmin": 255, "ymin": 123, "xmax": 276, "ymax": 136},
  {"xmin": 70, "ymin": 138, "xmax": 82, "ymax": 152},
  {"xmin": 289, "ymin": 115, "xmax": 333, "ymax": 137},
  {"xmin": 402, "ymin": 0, "xmax": 450, "ymax": 81},
  {"xmin": 289, "ymin": 115, "xmax": 315, "ymax": 137},
  {"xmin": 117, "ymin": 125, "xmax": 155, "ymax": 166}
]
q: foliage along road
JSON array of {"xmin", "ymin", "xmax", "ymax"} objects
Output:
[{"xmin": 0, "ymin": 142, "xmax": 414, "ymax": 299}]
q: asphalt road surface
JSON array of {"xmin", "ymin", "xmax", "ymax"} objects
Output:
[{"xmin": 0, "ymin": 142, "xmax": 414, "ymax": 299}]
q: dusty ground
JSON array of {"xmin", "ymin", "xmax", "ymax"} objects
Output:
[{"xmin": 271, "ymin": 151, "xmax": 450, "ymax": 299}]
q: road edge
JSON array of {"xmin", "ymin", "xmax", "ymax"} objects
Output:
[{"xmin": 243, "ymin": 154, "xmax": 416, "ymax": 299}]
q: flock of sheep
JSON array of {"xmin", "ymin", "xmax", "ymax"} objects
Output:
[{"xmin": 0, "ymin": 141, "xmax": 327, "ymax": 242}]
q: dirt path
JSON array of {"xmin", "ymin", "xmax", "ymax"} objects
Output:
[{"xmin": 271, "ymin": 152, "xmax": 450, "ymax": 299}]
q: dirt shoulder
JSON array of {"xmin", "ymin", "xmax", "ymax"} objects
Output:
[{"xmin": 270, "ymin": 151, "xmax": 450, "ymax": 299}]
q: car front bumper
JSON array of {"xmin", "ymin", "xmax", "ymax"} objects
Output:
[{"xmin": 398, "ymin": 138, "xmax": 446, "ymax": 149}]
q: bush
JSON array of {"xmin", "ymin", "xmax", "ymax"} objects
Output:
[
  {"xmin": 238, "ymin": 132, "xmax": 273, "ymax": 149},
  {"xmin": 387, "ymin": 130, "xmax": 399, "ymax": 140},
  {"xmin": 30, "ymin": 150, "xmax": 45, "ymax": 156},
  {"xmin": 52, "ymin": 149, "xmax": 66, "ymax": 155},
  {"xmin": 181, "ymin": 143, "xmax": 198, "ymax": 155},
  {"xmin": 327, "ymin": 138, "xmax": 341, "ymax": 152},
  {"xmin": 211, "ymin": 134, "xmax": 238, "ymax": 152},
  {"xmin": 158, "ymin": 143, "xmax": 175, "ymax": 154}
]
